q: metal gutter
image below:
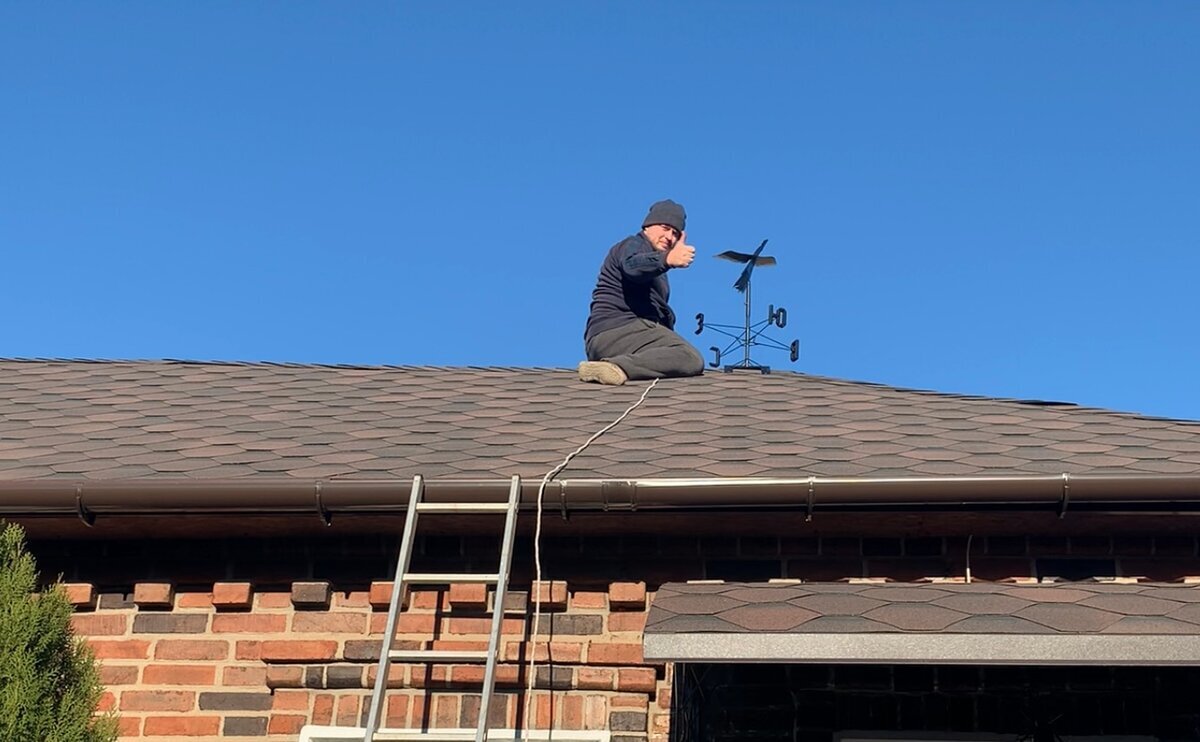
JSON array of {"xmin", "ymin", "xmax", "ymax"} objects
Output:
[{"xmin": 2, "ymin": 474, "xmax": 1200, "ymax": 524}]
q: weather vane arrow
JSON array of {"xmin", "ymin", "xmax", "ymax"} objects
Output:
[
  {"xmin": 695, "ymin": 239, "xmax": 799, "ymax": 373},
  {"xmin": 718, "ymin": 239, "xmax": 776, "ymax": 292}
]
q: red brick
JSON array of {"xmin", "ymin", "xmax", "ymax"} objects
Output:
[
  {"xmin": 292, "ymin": 612, "xmax": 367, "ymax": 633},
  {"xmin": 143, "ymin": 716, "xmax": 220, "ymax": 736},
  {"xmin": 344, "ymin": 639, "xmax": 383, "ymax": 661},
  {"xmin": 88, "ymin": 640, "xmax": 150, "ymax": 659},
  {"xmin": 142, "ymin": 664, "xmax": 217, "ymax": 685},
  {"xmin": 268, "ymin": 714, "xmax": 308, "ymax": 735},
  {"xmin": 223, "ymin": 665, "xmax": 268, "ymax": 686},
  {"xmin": 608, "ymin": 612, "xmax": 647, "ymax": 633},
  {"xmin": 335, "ymin": 694, "xmax": 362, "ymax": 726},
  {"xmin": 368, "ymin": 581, "xmax": 395, "ymax": 609},
  {"xmin": 99, "ymin": 664, "xmax": 139, "ymax": 685},
  {"xmin": 257, "ymin": 592, "xmax": 291, "ymax": 609},
  {"xmin": 260, "ymin": 640, "xmax": 338, "ymax": 662},
  {"xmin": 272, "ymin": 689, "xmax": 310, "ymax": 711},
  {"xmin": 71, "ymin": 614, "xmax": 127, "ymax": 636},
  {"xmin": 577, "ymin": 667, "xmax": 616, "ymax": 690},
  {"xmin": 503, "ymin": 640, "xmax": 583, "ymax": 663},
  {"xmin": 430, "ymin": 640, "xmax": 489, "ymax": 652},
  {"xmin": 62, "ymin": 582, "xmax": 96, "ymax": 608},
  {"xmin": 391, "ymin": 612, "xmax": 438, "ymax": 634},
  {"xmin": 266, "ymin": 666, "xmax": 305, "ymax": 689},
  {"xmin": 120, "ymin": 690, "xmax": 195, "ymax": 711},
  {"xmin": 116, "ymin": 715, "xmax": 141, "ymax": 737},
  {"xmin": 532, "ymin": 580, "xmax": 567, "ymax": 609},
  {"xmin": 410, "ymin": 588, "xmax": 448, "ymax": 610},
  {"xmin": 133, "ymin": 582, "xmax": 175, "ymax": 609},
  {"xmin": 386, "ymin": 694, "xmax": 410, "ymax": 727},
  {"xmin": 618, "ymin": 667, "xmax": 657, "ymax": 692},
  {"xmin": 236, "ymin": 640, "xmax": 263, "ymax": 660},
  {"xmin": 212, "ymin": 614, "xmax": 287, "ymax": 633},
  {"xmin": 365, "ymin": 664, "xmax": 406, "ymax": 688},
  {"xmin": 434, "ymin": 695, "xmax": 459, "ymax": 728},
  {"xmin": 562, "ymin": 694, "xmax": 584, "ymax": 729},
  {"xmin": 177, "ymin": 592, "xmax": 213, "ymax": 609},
  {"xmin": 450, "ymin": 664, "xmax": 520, "ymax": 686},
  {"xmin": 613, "ymin": 692, "xmax": 649, "ymax": 710},
  {"xmin": 311, "ymin": 694, "xmax": 335, "ymax": 725},
  {"xmin": 609, "ymin": 581, "xmax": 647, "ymax": 609},
  {"xmin": 411, "ymin": 692, "xmax": 427, "ymax": 727},
  {"xmin": 212, "ymin": 582, "xmax": 253, "ymax": 609},
  {"xmin": 588, "ymin": 641, "xmax": 644, "ymax": 665},
  {"xmin": 449, "ymin": 583, "xmax": 488, "ymax": 610},
  {"xmin": 97, "ymin": 691, "xmax": 116, "ymax": 712},
  {"xmin": 653, "ymin": 713, "xmax": 671, "ymax": 734},
  {"xmin": 446, "ymin": 617, "xmax": 524, "ymax": 636},
  {"xmin": 571, "ymin": 590, "xmax": 607, "ymax": 609},
  {"xmin": 585, "ymin": 695, "xmax": 608, "ymax": 729},
  {"xmin": 156, "ymin": 639, "xmax": 230, "ymax": 660},
  {"xmin": 409, "ymin": 664, "xmax": 449, "ymax": 688},
  {"xmin": 533, "ymin": 692, "xmax": 552, "ymax": 729},
  {"xmin": 334, "ymin": 590, "xmax": 370, "ymax": 608}
]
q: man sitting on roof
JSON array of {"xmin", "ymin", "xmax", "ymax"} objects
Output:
[{"xmin": 579, "ymin": 199, "xmax": 705, "ymax": 385}]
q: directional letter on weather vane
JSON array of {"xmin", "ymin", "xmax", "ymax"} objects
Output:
[{"xmin": 694, "ymin": 239, "xmax": 800, "ymax": 373}]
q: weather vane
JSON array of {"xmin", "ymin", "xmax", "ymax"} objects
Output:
[{"xmin": 694, "ymin": 239, "xmax": 799, "ymax": 373}]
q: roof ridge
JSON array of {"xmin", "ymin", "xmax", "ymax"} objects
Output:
[{"xmin": 0, "ymin": 357, "xmax": 574, "ymax": 373}]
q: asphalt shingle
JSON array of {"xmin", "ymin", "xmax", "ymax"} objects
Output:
[
  {"xmin": 647, "ymin": 581, "xmax": 1200, "ymax": 635},
  {"xmin": 1, "ymin": 359, "xmax": 1199, "ymax": 482}
]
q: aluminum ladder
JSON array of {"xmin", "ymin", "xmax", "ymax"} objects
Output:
[{"xmin": 363, "ymin": 475, "xmax": 522, "ymax": 742}]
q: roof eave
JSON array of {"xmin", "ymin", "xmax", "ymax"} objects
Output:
[{"xmin": 3, "ymin": 474, "xmax": 1200, "ymax": 522}]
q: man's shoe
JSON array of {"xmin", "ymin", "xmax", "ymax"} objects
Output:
[{"xmin": 578, "ymin": 361, "xmax": 628, "ymax": 386}]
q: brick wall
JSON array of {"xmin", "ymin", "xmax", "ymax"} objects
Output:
[
  {"xmin": 65, "ymin": 577, "xmax": 667, "ymax": 740},
  {"xmin": 33, "ymin": 528, "xmax": 1200, "ymax": 740}
]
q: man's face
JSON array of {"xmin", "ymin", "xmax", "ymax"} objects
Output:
[{"xmin": 643, "ymin": 224, "xmax": 681, "ymax": 252}]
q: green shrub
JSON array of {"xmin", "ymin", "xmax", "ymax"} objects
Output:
[{"xmin": 0, "ymin": 523, "xmax": 118, "ymax": 742}]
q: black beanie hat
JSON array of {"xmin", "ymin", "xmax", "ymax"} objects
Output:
[{"xmin": 642, "ymin": 199, "xmax": 686, "ymax": 232}]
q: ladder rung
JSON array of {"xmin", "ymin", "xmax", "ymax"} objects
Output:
[
  {"xmin": 415, "ymin": 502, "xmax": 513, "ymax": 514},
  {"xmin": 387, "ymin": 649, "xmax": 490, "ymax": 663},
  {"xmin": 404, "ymin": 573, "xmax": 499, "ymax": 584}
]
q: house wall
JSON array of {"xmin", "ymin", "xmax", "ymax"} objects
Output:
[
  {"xmin": 62, "ymin": 577, "xmax": 664, "ymax": 740},
  {"xmin": 31, "ymin": 521, "xmax": 1200, "ymax": 741}
]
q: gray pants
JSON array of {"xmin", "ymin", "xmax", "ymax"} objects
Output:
[{"xmin": 586, "ymin": 319, "xmax": 705, "ymax": 381}]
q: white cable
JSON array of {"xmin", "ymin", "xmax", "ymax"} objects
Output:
[
  {"xmin": 522, "ymin": 378, "xmax": 659, "ymax": 731},
  {"xmin": 965, "ymin": 534, "xmax": 974, "ymax": 584}
]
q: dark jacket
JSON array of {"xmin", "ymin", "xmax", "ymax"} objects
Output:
[{"xmin": 584, "ymin": 232, "xmax": 674, "ymax": 344}]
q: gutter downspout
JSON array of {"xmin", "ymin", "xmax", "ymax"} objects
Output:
[{"xmin": 2, "ymin": 475, "xmax": 1200, "ymax": 523}]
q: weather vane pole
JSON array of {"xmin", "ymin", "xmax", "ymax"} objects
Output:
[{"xmin": 694, "ymin": 239, "xmax": 799, "ymax": 373}]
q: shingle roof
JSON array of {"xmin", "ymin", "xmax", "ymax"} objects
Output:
[
  {"xmin": 2, "ymin": 359, "xmax": 1199, "ymax": 482},
  {"xmin": 646, "ymin": 581, "xmax": 1200, "ymax": 635},
  {"xmin": 643, "ymin": 581, "xmax": 1200, "ymax": 664}
]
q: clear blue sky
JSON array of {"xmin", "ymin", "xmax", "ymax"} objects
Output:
[{"xmin": 3, "ymin": 3, "xmax": 1198, "ymax": 419}]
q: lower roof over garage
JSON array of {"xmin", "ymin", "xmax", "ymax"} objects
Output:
[{"xmin": 643, "ymin": 581, "xmax": 1200, "ymax": 666}]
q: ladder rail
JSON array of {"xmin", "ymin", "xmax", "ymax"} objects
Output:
[
  {"xmin": 474, "ymin": 475, "xmax": 522, "ymax": 742},
  {"xmin": 364, "ymin": 475, "xmax": 427, "ymax": 742}
]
